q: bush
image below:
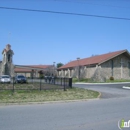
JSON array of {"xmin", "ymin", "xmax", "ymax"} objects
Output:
[
  {"xmin": 72, "ymin": 78, "xmax": 78, "ymax": 83},
  {"xmin": 109, "ymin": 76, "xmax": 114, "ymax": 80},
  {"xmin": 39, "ymin": 75, "xmax": 44, "ymax": 79}
]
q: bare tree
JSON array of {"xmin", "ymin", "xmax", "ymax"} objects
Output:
[
  {"xmin": 72, "ymin": 66, "xmax": 78, "ymax": 78},
  {"xmin": 72, "ymin": 66, "xmax": 86, "ymax": 79},
  {"xmin": 79, "ymin": 66, "xmax": 86, "ymax": 79},
  {"xmin": 44, "ymin": 66, "xmax": 57, "ymax": 76}
]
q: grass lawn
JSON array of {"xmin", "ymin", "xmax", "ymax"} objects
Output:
[
  {"xmin": 0, "ymin": 88, "xmax": 99, "ymax": 103},
  {"xmin": 73, "ymin": 78, "xmax": 130, "ymax": 83}
]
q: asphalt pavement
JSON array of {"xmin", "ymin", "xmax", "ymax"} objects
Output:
[
  {"xmin": 1, "ymin": 82, "xmax": 130, "ymax": 130},
  {"xmin": 74, "ymin": 83, "xmax": 130, "ymax": 99}
]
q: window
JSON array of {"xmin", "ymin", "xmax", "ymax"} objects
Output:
[{"xmin": 8, "ymin": 54, "xmax": 10, "ymax": 62}]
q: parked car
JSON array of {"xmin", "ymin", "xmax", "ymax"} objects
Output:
[
  {"xmin": 15, "ymin": 75, "xmax": 27, "ymax": 83},
  {"xmin": 0, "ymin": 75, "xmax": 11, "ymax": 83}
]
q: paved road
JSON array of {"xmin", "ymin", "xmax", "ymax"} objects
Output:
[
  {"xmin": 74, "ymin": 83, "xmax": 130, "ymax": 99},
  {"xmin": 0, "ymin": 83, "xmax": 130, "ymax": 130}
]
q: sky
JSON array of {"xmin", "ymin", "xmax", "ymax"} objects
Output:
[{"xmin": 0, "ymin": 0, "xmax": 130, "ymax": 66}]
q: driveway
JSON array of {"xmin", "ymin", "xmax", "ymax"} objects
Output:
[{"xmin": 73, "ymin": 82, "xmax": 130, "ymax": 99}]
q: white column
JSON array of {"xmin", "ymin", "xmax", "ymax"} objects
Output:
[
  {"xmin": 62, "ymin": 70, "xmax": 64, "ymax": 77},
  {"xmin": 68, "ymin": 69, "xmax": 70, "ymax": 77},
  {"xmin": 35, "ymin": 70, "xmax": 38, "ymax": 78}
]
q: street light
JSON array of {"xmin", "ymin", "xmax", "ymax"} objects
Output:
[
  {"xmin": 77, "ymin": 57, "xmax": 80, "ymax": 81},
  {"xmin": 53, "ymin": 62, "xmax": 55, "ymax": 76}
]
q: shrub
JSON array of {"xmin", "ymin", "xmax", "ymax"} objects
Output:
[
  {"xmin": 109, "ymin": 76, "xmax": 114, "ymax": 80},
  {"xmin": 72, "ymin": 78, "xmax": 78, "ymax": 82},
  {"xmin": 40, "ymin": 75, "xmax": 44, "ymax": 79}
]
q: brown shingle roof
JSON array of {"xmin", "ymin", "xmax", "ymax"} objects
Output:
[
  {"xmin": 14, "ymin": 65, "xmax": 53, "ymax": 72},
  {"xmin": 58, "ymin": 50, "xmax": 129, "ymax": 70},
  {"xmin": 26, "ymin": 65, "xmax": 52, "ymax": 69},
  {"xmin": 14, "ymin": 68, "xmax": 32, "ymax": 72}
]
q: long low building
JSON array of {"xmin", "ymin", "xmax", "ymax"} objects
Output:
[
  {"xmin": 14, "ymin": 65, "xmax": 55, "ymax": 78},
  {"xmin": 57, "ymin": 50, "xmax": 130, "ymax": 81}
]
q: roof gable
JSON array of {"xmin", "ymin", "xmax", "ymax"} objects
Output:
[{"xmin": 58, "ymin": 49, "xmax": 129, "ymax": 70}]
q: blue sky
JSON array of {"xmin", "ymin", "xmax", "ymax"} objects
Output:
[{"xmin": 0, "ymin": 0, "xmax": 130, "ymax": 66}]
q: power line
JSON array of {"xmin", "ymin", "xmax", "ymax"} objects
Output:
[
  {"xmin": 0, "ymin": 6, "xmax": 130, "ymax": 21},
  {"xmin": 51, "ymin": 0, "xmax": 130, "ymax": 9}
]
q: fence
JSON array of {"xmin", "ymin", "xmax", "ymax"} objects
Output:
[{"xmin": 0, "ymin": 77, "xmax": 72, "ymax": 92}]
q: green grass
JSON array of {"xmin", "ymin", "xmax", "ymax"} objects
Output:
[
  {"xmin": 106, "ymin": 79, "xmax": 130, "ymax": 82},
  {"xmin": 0, "ymin": 88, "xmax": 99, "ymax": 103},
  {"xmin": 73, "ymin": 78, "xmax": 92, "ymax": 83},
  {"xmin": 0, "ymin": 83, "xmax": 64, "ymax": 90}
]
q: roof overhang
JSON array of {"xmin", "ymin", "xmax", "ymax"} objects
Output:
[
  {"xmin": 98, "ymin": 50, "xmax": 130, "ymax": 65},
  {"xmin": 14, "ymin": 65, "xmax": 50, "ymax": 71}
]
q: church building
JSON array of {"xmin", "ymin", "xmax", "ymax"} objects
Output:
[
  {"xmin": 0, "ymin": 44, "xmax": 55, "ymax": 78},
  {"xmin": 57, "ymin": 50, "xmax": 130, "ymax": 81},
  {"xmin": 0, "ymin": 44, "xmax": 14, "ymax": 76}
]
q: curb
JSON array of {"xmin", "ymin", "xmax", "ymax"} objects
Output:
[
  {"xmin": 74, "ymin": 82, "xmax": 130, "ymax": 85},
  {"xmin": 0, "ymin": 95, "xmax": 101, "ymax": 106}
]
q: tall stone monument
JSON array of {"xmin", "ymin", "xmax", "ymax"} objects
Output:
[{"xmin": 0, "ymin": 44, "xmax": 14, "ymax": 76}]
